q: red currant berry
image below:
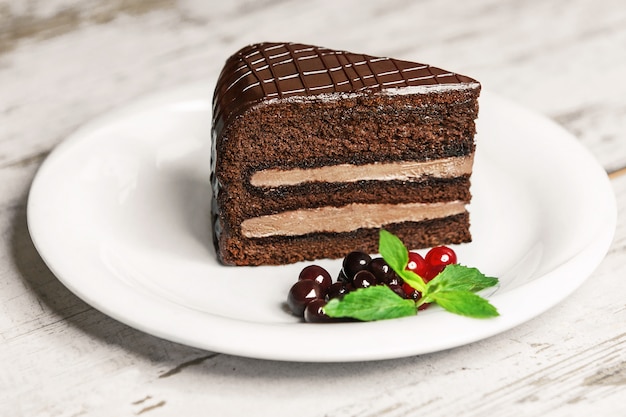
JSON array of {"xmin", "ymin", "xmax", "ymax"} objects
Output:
[
  {"xmin": 423, "ymin": 264, "xmax": 445, "ymax": 282},
  {"xmin": 406, "ymin": 251, "xmax": 429, "ymax": 277},
  {"xmin": 425, "ymin": 246, "xmax": 457, "ymax": 268},
  {"xmin": 401, "ymin": 283, "xmax": 417, "ymax": 299}
]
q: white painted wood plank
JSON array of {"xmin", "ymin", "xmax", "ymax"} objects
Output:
[{"xmin": 1, "ymin": 0, "xmax": 625, "ymax": 415}]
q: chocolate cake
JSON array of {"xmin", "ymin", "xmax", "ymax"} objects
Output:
[{"xmin": 211, "ymin": 42, "xmax": 480, "ymax": 266}]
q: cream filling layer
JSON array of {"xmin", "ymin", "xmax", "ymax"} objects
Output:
[
  {"xmin": 241, "ymin": 200, "xmax": 466, "ymax": 238},
  {"xmin": 250, "ymin": 155, "xmax": 473, "ymax": 188}
]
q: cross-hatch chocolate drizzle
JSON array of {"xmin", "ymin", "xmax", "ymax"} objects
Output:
[{"xmin": 211, "ymin": 42, "xmax": 478, "ymax": 136}]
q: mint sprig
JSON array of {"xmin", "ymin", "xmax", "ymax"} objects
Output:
[
  {"xmin": 424, "ymin": 290, "xmax": 498, "ymax": 318},
  {"xmin": 324, "ymin": 286, "xmax": 417, "ymax": 321},
  {"xmin": 426, "ymin": 264, "xmax": 499, "ymax": 294},
  {"xmin": 323, "ymin": 230, "xmax": 500, "ymax": 321}
]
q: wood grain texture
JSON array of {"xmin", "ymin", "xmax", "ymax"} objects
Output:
[{"xmin": 1, "ymin": 0, "xmax": 625, "ymax": 416}]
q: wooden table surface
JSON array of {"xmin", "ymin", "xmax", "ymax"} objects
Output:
[{"xmin": 2, "ymin": 0, "xmax": 626, "ymax": 415}]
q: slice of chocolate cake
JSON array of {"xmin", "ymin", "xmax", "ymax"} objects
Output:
[{"xmin": 211, "ymin": 42, "xmax": 480, "ymax": 266}]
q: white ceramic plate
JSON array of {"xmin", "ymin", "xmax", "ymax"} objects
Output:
[{"xmin": 27, "ymin": 82, "xmax": 616, "ymax": 362}]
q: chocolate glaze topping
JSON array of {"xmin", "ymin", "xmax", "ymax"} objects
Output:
[{"xmin": 212, "ymin": 42, "xmax": 479, "ymax": 136}]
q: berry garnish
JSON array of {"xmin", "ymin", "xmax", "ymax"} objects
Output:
[
  {"xmin": 353, "ymin": 270, "xmax": 378, "ymax": 289},
  {"xmin": 285, "ymin": 230, "xmax": 499, "ymax": 322},
  {"xmin": 384, "ymin": 273, "xmax": 403, "ymax": 287},
  {"xmin": 388, "ymin": 284, "xmax": 406, "ymax": 298},
  {"xmin": 406, "ymin": 251, "xmax": 429, "ymax": 277},
  {"xmin": 423, "ymin": 265, "xmax": 445, "ymax": 282},
  {"xmin": 298, "ymin": 265, "xmax": 332, "ymax": 291},
  {"xmin": 425, "ymin": 246, "xmax": 458, "ymax": 268},
  {"xmin": 326, "ymin": 282, "xmax": 350, "ymax": 300},
  {"xmin": 342, "ymin": 251, "xmax": 371, "ymax": 280},
  {"xmin": 367, "ymin": 257, "xmax": 394, "ymax": 282},
  {"xmin": 337, "ymin": 269, "xmax": 350, "ymax": 284},
  {"xmin": 401, "ymin": 283, "xmax": 420, "ymax": 300},
  {"xmin": 304, "ymin": 299, "xmax": 333, "ymax": 323},
  {"xmin": 287, "ymin": 280, "xmax": 324, "ymax": 317}
]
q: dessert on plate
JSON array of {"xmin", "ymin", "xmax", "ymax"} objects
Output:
[{"xmin": 211, "ymin": 42, "xmax": 480, "ymax": 266}]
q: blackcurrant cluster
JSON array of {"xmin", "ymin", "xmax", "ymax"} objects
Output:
[{"xmin": 286, "ymin": 246, "xmax": 458, "ymax": 323}]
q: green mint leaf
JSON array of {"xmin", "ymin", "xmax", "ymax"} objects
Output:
[
  {"xmin": 397, "ymin": 269, "xmax": 427, "ymax": 293},
  {"xmin": 379, "ymin": 230, "xmax": 426, "ymax": 292},
  {"xmin": 428, "ymin": 264, "xmax": 499, "ymax": 293},
  {"xmin": 378, "ymin": 230, "xmax": 409, "ymax": 273},
  {"xmin": 323, "ymin": 285, "xmax": 417, "ymax": 321},
  {"xmin": 427, "ymin": 290, "xmax": 499, "ymax": 318}
]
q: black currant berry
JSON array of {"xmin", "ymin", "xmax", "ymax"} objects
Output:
[
  {"xmin": 384, "ymin": 273, "xmax": 403, "ymax": 287},
  {"xmin": 304, "ymin": 299, "xmax": 333, "ymax": 323},
  {"xmin": 367, "ymin": 257, "xmax": 393, "ymax": 281},
  {"xmin": 287, "ymin": 280, "xmax": 324, "ymax": 317},
  {"xmin": 298, "ymin": 265, "xmax": 332, "ymax": 292},
  {"xmin": 388, "ymin": 284, "xmax": 406, "ymax": 298},
  {"xmin": 353, "ymin": 270, "xmax": 377, "ymax": 289},
  {"xmin": 337, "ymin": 269, "xmax": 350, "ymax": 283},
  {"xmin": 326, "ymin": 282, "xmax": 349, "ymax": 300},
  {"xmin": 342, "ymin": 251, "xmax": 371, "ymax": 280}
]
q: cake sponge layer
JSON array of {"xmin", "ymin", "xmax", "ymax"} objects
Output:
[{"xmin": 220, "ymin": 214, "xmax": 471, "ymax": 266}]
